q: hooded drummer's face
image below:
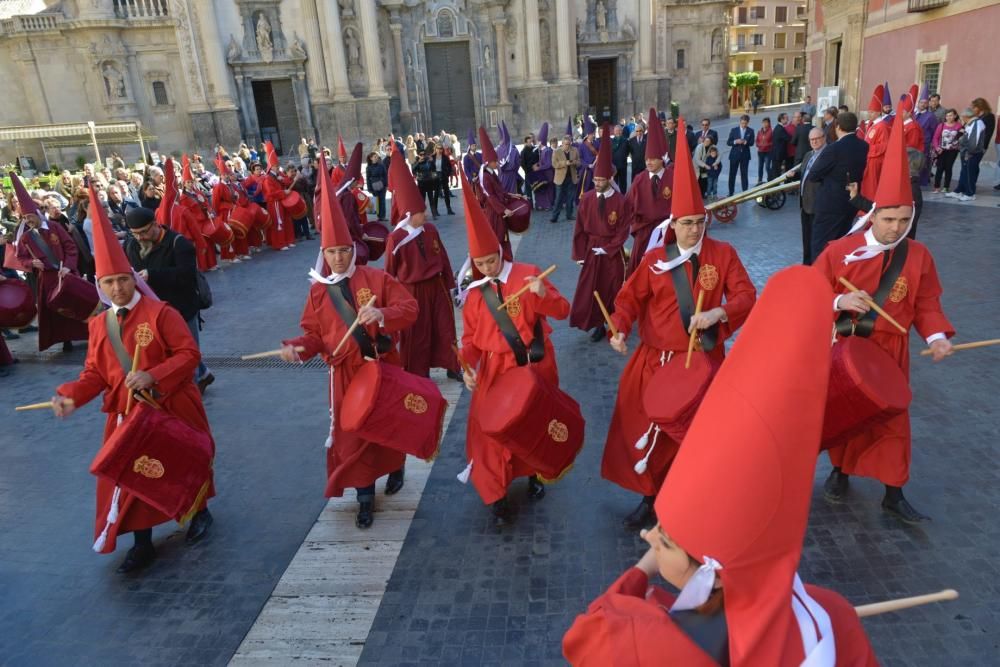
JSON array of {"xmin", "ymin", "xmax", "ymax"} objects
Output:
[
  {"xmin": 99, "ymin": 273, "xmax": 137, "ymax": 307},
  {"xmin": 473, "ymin": 252, "xmax": 502, "ymax": 278},
  {"xmin": 323, "ymin": 245, "xmax": 354, "ymax": 274},
  {"xmin": 671, "ymin": 215, "xmax": 706, "ymax": 249}
]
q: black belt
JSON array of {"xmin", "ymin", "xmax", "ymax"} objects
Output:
[
  {"xmin": 325, "ymin": 281, "xmax": 391, "ymax": 358},
  {"xmin": 836, "ymin": 239, "xmax": 908, "ymax": 338},
  {"xmin": 480, "ymin": 281, "xmax": 544, "ymax": 366},
  {"xmin": 665, "ymin": 244, "xmax": 717, "ymax": 352}
]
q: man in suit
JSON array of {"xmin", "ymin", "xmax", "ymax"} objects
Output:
[
  {"xmin": 627, "ymin": 125, "xmax": 646, "ymax": 182},
  {"xmin": 806, "ymin": 112, "xmax": 867, "ymax": 262},
  {"xmin": 520, "ymin": 134, "xmax": 538, "ymax": 205},
  {"xmin": 769, "ymin": 112, "xmax": 790, "ymax": 179},
  {"xmin": 550, "ymin": 135, "xmax": 581, "ymax": 223},
  {"xmin": 696, "ymin": 118, "xmax": 719, "ymax": 147},
  {"xmin": 663, "ymin": 118, "xmax": 679, "ymax": 162},
  {"xmin": 726, "ymin": 114, "xmax": 755, "ymax": 196},
  {"xmin": 611, "ymin": 124, "xmax": 630, "ymax": 193},
  {"xmin": 797, "ymin": 127, "xmax": 827, "ymax": 265},
  {"xmin": 790, "ymin": 112, "xmax": 814, "ymax": 176}
]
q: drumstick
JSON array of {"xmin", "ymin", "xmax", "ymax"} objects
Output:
[
  {"xmin": 593, "ymin": 291, "xmax": 619, "ymax": 338},
  {"xmin": 125, "ymin": 323, "xmax": 155, "ymax": 416},
  {"xmin": 15, "ymin": 398, "xmax": 74, "ymax": 412},
  {"xmin": 837, "ymin": 277, "xmax": 907, "ymax": 334},
  {"xmin": 497, "ymin": 265, "xmax": 557, "ymax": 311},
  {"xmin": 686, "ymin": 290, "xmax": 705, "ymax": 369},
  {"xmin": 451, "ymin": 344, "xmax": 474, "ymax": 375},
  {"xmin": 241, "ymin": 345, "xmax": 305, "ymax": 360},
  {"xmin": 331, "ymin": 295, "xmax": 378, "ymax": 357},
  {"xmin": 855, "ymin": 589, "xmax": 958, "ymax": 618},
  {"xmin": 920, "ymin": 338, "xmax": 1000, "ymax": 356}
]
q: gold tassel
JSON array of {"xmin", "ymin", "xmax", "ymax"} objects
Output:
[{"xmin": 538, "ymin": 463, "xmax": 574, "ymax": 485}]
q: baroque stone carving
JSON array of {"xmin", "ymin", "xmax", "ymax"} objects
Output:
[
  {"xmin": 290, "ymin": 33, "xmax": 306, "ymax": 59},
  {"xmin": 595, "ymin": 1, "xmax": 607, "ymax": 31},
  {"xmin": 227, "ymin": 34, "xmax": 241, "ymax": 61},
  {"xmin": 102, "ymin": 62, "xmax": 127, "ymax": 98},
  {"xmin": 255, "ymin": 12, "xmax": 273, "ymax": 62}
]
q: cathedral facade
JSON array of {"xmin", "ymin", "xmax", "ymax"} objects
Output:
[{"xmin": 0, "ymin": 0, "xmax": 735, "ymax": 161}]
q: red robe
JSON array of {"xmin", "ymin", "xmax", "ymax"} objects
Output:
[
  {"xmin": 177, "ymin": 191, "xmax": 221, "ymax": 270},
  {"xmin": 165, "ymin": 200, "xmax": 211, "ymax": 270},
  {"xmin": 212, "ymin": 181, "xmax": 250, "ymax": 258},
  {"xmin": 903, "ymin": 118, "xmax": 925, "ymax": 152},
  {"xmin": 384, "ymin": 224, "xmax": 459, "ymax": 376},
  {"xmin": 15, "ymin": 223, "xmax": 90, "ymax": 351},
  {"xmin": 563, "ymin": 568, "xmax": 878, "ymax": 666},
  {"xmin": 625, "ymin": 167, "xmax": 675, "ymax": 276},
  {"xmin": 338, "ymin": 188, "xmax": 369, "ymax": 265},
  {"xmin": 570, "ymin": 189, "xmax": 631, "ymax": 331},
  {"xmin": 602, "ymin": 239, "xmax": 756, "ymax": 496},
  {"xmin": 478, "ymin": 168, "xmax": 515, "ymax": 261},
  {"xmin": 814, "ymin": 236, "xmax": 954, "ymax": 486},
  {"xmin": 861, "ymin": 119, "xmax": 891, "ymax": 200},
  {"xmin": 56, "ymin": 296, "xmax": 214, "ymax": 553},
  {"xmin": 262, "ymin": 173, "xmax": 296, "ymax": 250},
  {"xmin": 283, "ymin": 266, "xmax": 419, "ymax": 497},
  {"xmin": 459, "ymin": 262, "xmax": 570, "ymax": 504}
]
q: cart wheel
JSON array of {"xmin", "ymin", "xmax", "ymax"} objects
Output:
[
  {"xmin": 713, "ymin": 204, "xmax": 737, "ymax": 223},
  {"xmin": 765, "ymin": 192, "xmax": 787, "ymax": 210}
]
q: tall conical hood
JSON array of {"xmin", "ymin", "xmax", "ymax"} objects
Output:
[
  {"xmin": 499, "ymin": 120, "xmax": 510, "ymax": 147},
  {"xmin": 918, "ymin": 82, "xmax": 930, "ymax": 102},
  {"xmin": 459, "ymin": 170, "xmax": 500, "ymax": 258},
  {"xmin": 668, "ymin": 117, "xmax": 705, "ymax": 220},
  {"xmin": 337, "ymin": 135, "xmax": 347, "ymax": 162},
  {"xmin": 215, "ymin": 154, "xmax": 230, "ymax": 176},
  {"xmin": 8, "ymin": 171, "xmax": 41, "ymax": 219},
  {"xmin": 89, "ymin": 183, "xmax": 133, "ymax": 278},
  {"xmin": 656, "ymin": 265, "xmax": 834, "ymax": 667},
  {"xmin": 583, "ymin": 115, "xmax": 596, "ymax": 135},
  {"xmin": 593, "ymin": 124, "xmax": 614, "ymax": 179},
  {"xmin": 537, "ymin": 121, "xmax": 549, "ymax": 146},
  {"xmin": 156, "ymin": 157, "xmax": 177, "ymax": 228},
  {"xmin": 882, "ymin": 82, "xmax": 892, "ymax": 106},
  {"xmin": 872, "ymin": 98, "xmax": 914, "ymax": 209},
  {"xmin": 645, "ymin": 107, "xmax": 668, "ymax": 162},
  {"xmin": 317, "ymin": 152, "xmax": 354, "ymax": 249},
  {"xmin": 181, "ymin": 154, "xmax": 194, "ymax": 183},
  {"xmin": 566, "ymin": 117, "xmax": 573, "ymax": 137},
  {"xmin": 467, "ymin": 128, "xmax": 477, "ymax": 148},
  {"xmin": 265, "ymin": 141, "xmax": 279, "ymax": 171},
  {"xmin": 388, "ymin": 140, "xmax": 426, "ymax": 218},
  {"xmin": 478, "ymin": 126, "xmax": 498, "ymax": 164},
  {"xmin": 868, "ymin": 84, "xmax": 885, "ymax": 114},
  {"xmin": 346, "ymin": 142, "xmax": 363, "ymax": 182}
]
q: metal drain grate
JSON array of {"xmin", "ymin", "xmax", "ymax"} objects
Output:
[{"xmin": 14, "ymin": 352, "xmax": 328, "ymax": 371}]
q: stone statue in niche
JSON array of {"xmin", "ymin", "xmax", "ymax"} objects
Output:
[
  {"xmin": 291, "ymin": 34, "xmax": 306, "ymax": 59},
  {"xmin": 483, "ymin": 45, "xmax": 491, "ymax": 69},
  {"xmin": 102, "ymin": 63, "xmax": 126, "ymax": 99},
  {"xmin": 595, "ymin": 1, "xmax": 607, "ymax": 31},
  {"xmin": 711, "ymin": 29, "xmax": 723, "ymax": 60},
  {"xmin": 345, "ymin": 30, "xmax": 361, "ymax": 66},
  {"xmin": 255, "ymin": 14, "xmax": 272, "ymax": 51},
  {"xmin": 621, "ymin": 19, "xmax": 635, "ymax": 41},
  {"xmin": 227, "ymin": 34, "xmax": 241, "ymax": 61}
]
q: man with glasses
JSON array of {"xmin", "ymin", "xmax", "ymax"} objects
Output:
[
  {"xmin": 123, "ymin": 207, "xmax": 214, "ymax": 394},
  {"xmin": 798, "ymin": 127, "xmax": 827, "ymax": 265},
  {"xmin": 696, "ymin": 118, "xmax": 718, "ymax": 147}
]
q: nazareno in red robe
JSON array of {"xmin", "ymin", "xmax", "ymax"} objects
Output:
[
  {"xmin": 459, "ymin": 262, "xmax": 570, "ymax": 504},
  {"xmin": 625, "ymin": 166, "xmax": 675, "ymax": 276},
  {"xmin": 283, "ymin": 265, "xmax": 419, "ymax": 497},
  {"xmin": 562, "ymin": 567, "xmax": 878, "ymax": 666},
  {"xmin": 337, "ymin": 188, "xmax": 369, "ymax": 265},
  {"xmin": 814, "ymin": 235, "xmax": 954, "ymax": 487},
  {"xmin": 212, "ymin": 181, "xmax": 251, "ymax": 258},
  {"xmin": 15, "ymin": 222, "xmax": 90, "ymax": 351},
  {"xmin": 56, "ymin": 296, "xmax": 215, "ymax": 553},
  {"xmin": 262, "ymin": 173, "xmax": 296, "ymax": 250},
  {"xmin": 478, "ymin": 168, "xmax": 515, "ymax": 261},
  {"xmin": 570, "ymin": 189, "xmax": 632, "ymax": 331},
  {"xmin": 602, "ymin": 238, "xmax": 756, "ymax": 496},
  {"xmin": 177, "ymin": 190, "xmax": 224, "ymax": 270},
  {"xmin": 384, "ymin": 223, "xmax": 459, "ymax": 376},
  {"xmin": 861, "ymin": 119, "xmax": 891, "ymax": 200}
]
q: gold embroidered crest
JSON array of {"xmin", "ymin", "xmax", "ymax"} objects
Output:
[
  {"xmin": 698, "ymin": 264, "xmax": 720, "ymax": 291},
  {"xmin": 404, "ymin": 393, "xmax": 428, "ymax": 414},
  {"xmin": 548, "ymin": 419, "xmax": 569, "ymax": 443},
  {"xmin": 662, "ymin": 186, "xmax": 672, "ymax": 200},
  {"xmin": 433, "ymin": 239, "xmax": 441, "ymax": 254},
  {"xmin": 50, "ymin": 233, "xmax": 59, "ymax": 245},
  {"xmin": 133, "ymin": 455, "xmax": 165, "ymax": 479},
  {"xmin": 889, "ymin": 276, "xmax": 908, "ymax": 303},
  {"xmin": 608, "ymin": 210, "xmax": 618, "ymax": 225},
  {"xmin": 505, "ymin": 295, "xmax": 522, "ymax": 317},
  {"xmin": 356, "ymin": 287, "xmax": 374, "ymax": 307}
]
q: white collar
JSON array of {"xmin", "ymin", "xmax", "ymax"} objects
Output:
[
  {"xmin": 649, "ymin": 224, "xmax": 706, "ymax": 273},
  {"xmin": 309, "ymin": 251, "xmax": 357, "ymax": 285},
  {"xmin": 391, "ymin": 215, "xmax": 424, "ymax": 254},
  {"xmin": 466, "ymin": 256, "xmax": 511, "ymax": 291},
  {"xmin": 15, "ymin": 218, "xmax": 49, "ymax": 245},
  {"xmin": 111, "ymin": 290, "xmax": 142, "ymax": 315},
  {"xmin": 843, "ymin": 211, "xmax": 914, "ymax": 264},
  {"xmin": 649, "ymin": 168, "xmax": 665, "ymax": 179},
  {"xmin": 596, "ymin": 188, "xmax": 615, "ymax": 199},
  {"xmin": 336, "ymin": 177, "xmax": 355, "ymax": 196}
]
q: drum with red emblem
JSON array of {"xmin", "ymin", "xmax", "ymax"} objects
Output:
[
  {"xmin": 506, "ymin": 201, "xmax": 532, "ymax": 234},
  {"xmin": 340, "ymin": 361, "xmax": 447, "ymax": 460},
  {"xmin": 822, "ymin": 336, "xmax": 911, "ymax": 448},
  {"xmin": 227, "ymin": 206, "xmax": 258, "ymax": 239},
  {"xmin": 203, "ymin": 216, "xmax": 234, "ymax": 247},
  {"xmin": 642, "ymin": 351, "xmax": 721, "ymax": 443},
  {"xmin": 282, "ymin": 192, "xmax": 308, "ymax": 220},
  {"xmin": 89, "ymin": 402, "xmax": 214, "ymax": 522},
  {"xmin": 47, "ymin": 272, "xmax": 100, "ymax": 321},
  {"xmin": 0, "ymin": 277, "xmax": 36, "ymax": 328},
  {"xmin": 361, "ymin": 222, "xmax": 389, "ymax": 262},
  {"xmin": 477, "ymin": 366, "xmax": 584, "ymax": 482}
]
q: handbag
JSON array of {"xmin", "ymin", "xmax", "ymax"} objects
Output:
[
  {"xmin": 172, "ymin": 233, "xmax": 212, "ymax": 310},
  {"xmin": 369, "ymin": 178, "xmax": 384, "ymax": 192}
]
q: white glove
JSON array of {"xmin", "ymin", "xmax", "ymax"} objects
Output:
[{"xmin": 592, "ymin": 247, "xmax": 608, "ymax": 256}]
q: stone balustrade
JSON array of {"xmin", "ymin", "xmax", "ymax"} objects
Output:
[{"xmin": 113, "ymin": 0, "xmax": 170, "ymax": 20}]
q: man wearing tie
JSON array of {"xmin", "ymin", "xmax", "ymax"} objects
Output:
[
  {"xmin": 726, "ymin": 115, "xmax": 754, "ymax": 196},
  {"xmin": 798, "ymin": 128, "xmax": 827, "ymax": 265},
  {"xmin": 697, "ymin": 118, "xmax": 718, "ymax": 147},
  {"xmin": 611, "ymin": 124, "xmax": 631, "ymax": 194},
  {"xmin": 627, "ymin": 126, "xmax": 647, "ymax": 182}
]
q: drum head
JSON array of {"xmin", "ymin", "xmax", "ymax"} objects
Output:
[
  {"xmin": 643, "ymin": 352, "xmax": 716, "ymax": 423},
  {"xmin": 340, "ymin": 361, "xmax": 383, "ymax": 432},
  {"xmin": 0, "ymin": 279, "xmax": 37, "ymax": 329},
  {"xmin": 837, "ymin": 337, "xmax": 912, "ymax": 411}
]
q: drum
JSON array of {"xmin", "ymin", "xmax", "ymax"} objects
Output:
[
  {"xmin": 507, "ymin": 201, "xmax": 532, "ymax": 234},
  {"xmin": 477, "ymin": 366, "xmax": 584, "ymax": 482},
  {"xmin": 642, "ymin": 352, "xmax": 720, "ymax": 443},
  {"xmin": 254, "ymin": 202, "xmax": 271, "ymax": 230},
  {"xmin": 361, "ymin": 222, "xmax": 389, "ymax": 262},
  {"xmin": 47, "ymin": 272, "xmax": 100, "ymax": 321},
  {"xmin": 89, "ymin": 402, "xmax": 214, "ymax": 522},
  {"xmin": 282, "ymin": 192, "xmax": 308, "ymax": 220},
  {"xmin": 204, "ymin": 217, "xmax": 235, "ymax": 247},
  {"xmin": 354, "ymin": 189, "xmax": 371, "ymax": 216},
  {"xmin": 822, "ymin": 336, "xmax": 911, "ymax": 447},
  {"xmin": 228, "ymin": 206, "xmax": 257, "ymax": 239},
  {"xmin": 0, "ymin": 278, "xmax": 36, "ymax": 328},
  {"xmin": 340, "ymin": 361, "xmax": 447, "ymax": 460}
]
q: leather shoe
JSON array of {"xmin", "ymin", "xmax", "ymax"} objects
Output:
[
  {"xmin": 589, "ymin": 325, "xmax": 606, "ymax": 343},
  {"xmin": 185, "ymin": 508, "xmax": 213, "ymax": 544},
  {"xmin": 446, "ymin": 369, "xmax": 463, "ymax": 382},
  {"xmin": 882, "ymin": 496, "xmax": 930, "ymax": 524},
  {"xmin": 623, "ymin": 496, "xmax": 656, "ymax": 530},
  {"xmin": 197, "ymin": 372, "xmax": 215, "ymax": 395},
  {"xmin": 356, "ymin": 500, "xmax": 374, "ymax": 529},
  {"xmin": 2, "ymin": 329, "xmax": 20, "ymax": 340},
  {"xmin": 492, "ymin": 497, "xmax": 512, "ymax": 527},
  {"xmin": 528, "ymin": 475, "xmax": 546, "ymax": 500},
  {"xmin": 385, "ymin": 468, "xmax": 405, "ymax": 496},
  {"xmin": 116, "ymin": 543, "xmax": 156, "ymax": 573},
  {"xmin": 823, "ymin": 469, "xmax": 849, "ymax": 503}
]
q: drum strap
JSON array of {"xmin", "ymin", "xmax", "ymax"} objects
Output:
[
  {"xmin": 666, "ymin": 244, "xmax": 718, "ymax": 352},
  {"xmin": 480, "ymin": 281, "xmax": 544, "ymax": 367},
  {"xmin": 105, "ymin": 308, "xmax": 133, "ymax": 375},
  {"xmin": 836, "ymin": 239, "xmax": 908, "ymax": 338},
  {"xmin": 29, "ymin": 229, "xmax": 61, "ymax": 269},
  {"xmin": 325, "ymin": 282, "xmax": 392, "ymax": 359}
]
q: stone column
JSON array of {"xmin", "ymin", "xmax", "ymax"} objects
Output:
[
  {"xmin": 358, "ymin": 0, "xmax": 387, "ymax": 97},
  {"xmin": 493, "ymin": 18, "xmax": 511, "ymax": 104},
  {"xmin": 523, "ymin": 0, "xmax": 543, "ymax": 84},
  {"xmin": 555, "ymin": 0, "xmax": 573, "ymax": 81},
  {"xmin": 390, "ymin": 22, "xmax": 411, "ymax": 116},
  {"xmin": 638, "ymin": 0, "xmax": 654, "ymax": 76},
  {"xmin": 292, "ymin": 73, "xmax": 316, "ymax": 139},
  {"xmin": 301, "ymin": 0, "xmax": 330, "ymax": 101},
  {"xmin": 317, "ymin": 0, "xmax": 352, "ymax": 99},
  {"xmin": 201, "ymin": 0, "xmax": 239, "ymax": 110}
]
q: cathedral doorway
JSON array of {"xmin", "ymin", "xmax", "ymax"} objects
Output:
[
  {"xmin": 251, "ymin": 79, "xmax": 301, "ymax": 155},
  {"xmin": 588, "ymin": 58, "xmax": 617, "ymax": 124},
  {"xmin": 424, "ymin": 42, "xmax": 476, "ymax": 135}
]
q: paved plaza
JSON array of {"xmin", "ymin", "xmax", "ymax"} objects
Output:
[{"xmin": 2, "ymin": 152, "xmax": 999, "ymax": 665}]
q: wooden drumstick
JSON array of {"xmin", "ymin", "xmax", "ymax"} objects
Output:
[
  {"xmin": 331, "ymin": 295, "xmax": 378, "ymax": 357},
  {"xmin": 855, "ymin": 589, "xmax": 958, "ymax": 618},
  {"xmin": 920, "ymin": 338, "xmax": 1000, "ymax": 356},
  {"xmin": 451, "ymin": 344, "xmax": 474, "ymax": 376},
  {"xmin": 837, "ymin": 277, "xmax": 907, "ymax": 334},
  {"xmin": 125, "ymin": 323, "xmax": 155, "ymax": 416},
  {"xmin": 241, "ymin": 345, "xmax": 305, "ymax": 360},
  {"xmin": 593, "ymin": 291, "xmax": 619, "ymax": 338},
  {"xmin": 686, "ymin": 290, "xmax": 705, "ymax": 369},
  {"xmin": 15, "ymin": 398, "xmax": 74, "ymax": 412},
  {"xmin": 497, "ymin": 265, "xmax": 557, "ymax": 311}
]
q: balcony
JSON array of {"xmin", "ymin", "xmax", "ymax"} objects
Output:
[
  {"xmin": 908, "ymin": 0, "xmax": 949, "ymax": 11},
  {"xmin": 0, "ymin": 13, "xmax": 60, "ymax": 35},
  {"xmin": 113, "ymin": 0, "xmax": 170, "ymax": 19}
]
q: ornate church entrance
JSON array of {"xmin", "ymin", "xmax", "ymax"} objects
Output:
[
  {"xmin": 251, "ymin": 79, "xmax": 301, "ymax": 155},
  {"xmin": 424, "ymin": 42, "xmax": 475, "ymax": 135},
  {"xmin": 587, "ymin": 58, "xmax": 617, "ymax": 124}
]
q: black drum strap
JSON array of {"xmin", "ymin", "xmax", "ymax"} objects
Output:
[
  {"xmin": 480, "ymin": 281, "xmax": 545, "ymax": 367},
  {"xmin": 665, "ymin": 244, "xmax": 718, "ymax": 352},
  {"xmin": 325, "ymin": 282, "xmax": 392, "ymax": 358},
  {"xmin": 29, "ymin": 228, "xmax": 61, "ymax": 269},
  {"xmin": 836, "ymin": 239, "xmax": 908, "ymax": 338}
]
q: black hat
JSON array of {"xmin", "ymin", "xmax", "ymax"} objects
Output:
[{"xmin": 125, "ymin": 206, "xmax": 157, "ymax": 229}]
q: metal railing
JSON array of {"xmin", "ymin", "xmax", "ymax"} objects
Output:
[
  {"xmin": 113, "ymin": 0, "xmax": 170, "ymax": 19},
  {"xmin": 907, "ymin": 0, "xmax": 949, "ymax": 11}
]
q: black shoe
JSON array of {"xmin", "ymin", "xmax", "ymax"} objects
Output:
[
  {"xmin": 589, "ymin": 325, "xmax": 606, "ymax": 343},
  {"xmin": 197, "ymin": 372, "xmax": 215, "ymax": 395},
  {"xmin": 185, "ymin": 508, "xmax": 213, "ymax": 544},
  {"xmin": 446, "ymin": 369, "xmax": 463, "ymax": 382},
  {"xmin": 549, "ymin": 218, "xmax": 559, "ymax": 224},
  {"xmin": 0, "ymin": 367, "xmax": 9, "ymax": 378},
  {"xmin": 116, "ymin": 543, "xmax": 156, "ymax": 573},
  {"xmin": 882, "ymin": 495, "xmax": 930, "ymax": 524},
  {"xmin": 993, "ymin": 183, "xmax": 1000, "ymax": 191},
  {"xmin": 356, "ymin": 500, "xmax": 374, "ymax": 529},
  {"xmin": 446, "ymin": 209, "xmax": 455, "ymax": 215},
  {"xmin": 528, "ymin": 476, "xmax": 546, "ymax": 500},
  {"xmin": 492, "ymin": 497, "xmax": 512, "ymax": 527},
  {"xmin": 62, "ymin": 341, "xmax": 73, "ymax": 353},
  {"xmin": 823, "ymin": 468, "xmax": 849, "ymax": 503},
  {"xmin": 305, "ymin": 235, "xmax": 315, "ymax": 241},
  {"xmin": 623, "ymin": 496, "xmax": 656, "ymax": 530},
  {"xmin": 2, "ymin": 329, "xmax": 19, "ymax": 340},
  {"xmin": 385, "ymin": 468, "xmax": 405, "ymax": 496},
  {"xmin": 567, "ymin": 214, "xmax": 575, "ymax": 221},
  {"xmin": 18, "ymin": 325, "xmax": 38, "ymax": 333}
]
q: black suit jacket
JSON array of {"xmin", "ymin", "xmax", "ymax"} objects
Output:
[
  {"xmin": 791, "ymin": 123, "xmax": 814, "ymax": 166},
  {"xmin": 521, "ymin": 145, "xmax": 539, "ymax": 172},
  {"xmin": 695, "ymin": 129, "xmax": 719, "ymax": 146},
  {"xmin": 726, "ymin": 127, "xmax": 755, "ymax": 164},
  {"xmin": 808, "ymin": 134, "xmax": 868, "ymax": 224},
  {"xmin": 611, "ymin": 136, "xmax": 630, "ymax": 169},
  {"xmin": 628, "ymin": 137, "xmax": 647, "ymax": 179},
  {"xmin": 123, "ymin": 227, "xmax": 200, "ymax": 321}
]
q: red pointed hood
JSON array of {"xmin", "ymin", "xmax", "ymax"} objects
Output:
[
  {"xmin": 459, "ymin": 169, "xmax": 500, "ymax": 258},
  {"xmin": 8, "ymin": 171, "xmax": 41, "ymax": 219},
  {"xmin": 478, "ymin": 126, "xmax": 498, "ymax": 164},
  {"xmin": 868, "ymin": 85, "xmax": 885, "ymax": 114},
  {"xmin": 593, "ymin": 124, "xmax": 613, "ymax": 179},
  {"xmin": 337, "ymin": 135, "xmax": 347, "ymax": 163},
  {"xmin": 346, "ymin": 142, "xmax": 363, "ymax": 182},
  {"xmin": 645, "ymin": 107, "xmax": 668, "ymax": 161},
  {"xmin": 905, "ymin": 84, "xmax": 919, "ymax": 113},
  {"xmin": 88, "ymin": 183, "xmax": 133, "ymax": 278},
  {"xmin": 156, "ymin": 158, "xmax": 177, "ymax": 228},
  {"xmin": 317, "ymin": 152, "xmax": 354, "ymax": 249},
  {"xmin": 181, "ymin": 154, "xmax": 194, "ymax": 183},
  {"xmin": 215, "ymin": 154, "xmax": 230, "ymax": 177},
  {"xmin": 872, "ymin": 99, "xmax": 913, "ymax": 209},
  {"xmin": 389, "ymin": 141, "xmax": 426, "ymax": 218},
  {"xmin": 265, "ymin": 141, "xmax": 279, "ymax": 171},
  {"xmin": 656, "ymin": 265, "xmax": 834, "ymax": 666},
  {"xmin": 668, "ymin": 116, "xmax": 705, "ymax": 220}
]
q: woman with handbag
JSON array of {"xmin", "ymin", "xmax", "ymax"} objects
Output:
[{"xmin": 365, "ymin": 152, "xmax": 388, "ymax": 221}]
